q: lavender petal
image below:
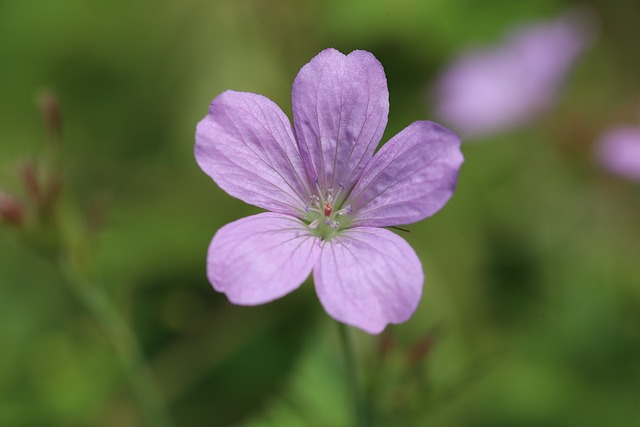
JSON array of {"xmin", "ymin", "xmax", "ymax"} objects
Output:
[
  {"xmin": 292, "ymin": 48, "xmax": 389, "ymax": 194},
  {"xmin": 597, "ymin": 126, "xmax": 640, "ymax": 181},
  {"xmin": 207, "ymin": 213, "xmax": 321, "ymax": 305},
  {"xmin": 348, "ymin": 121, "xmax": 463, "ymax": 227},
  {"xmin": 313, "ymin": 227, "xmax": 423, "ymax": 334},
  {"xmin": 195, "ymin": 90, "xmax": 310, "ymax": 216}
]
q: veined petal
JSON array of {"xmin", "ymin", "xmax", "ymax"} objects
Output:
[
  {"xmin": 207, "ymin": 213, "xmax": 320, "ymax": 305},
  {"xmin": 348, "ymin": 121, "xmax": 463, "ymax": 227},
  {"xmin": 292, "ymin": 48, "xmax": 389, "ymax": 195},
  {"xmin": 195, "ymin": 90, "xmax": 310, "ymax": 216},
  {"xmin": 314, "ymin": 227, "xmax": 423, "ymax": 334}
]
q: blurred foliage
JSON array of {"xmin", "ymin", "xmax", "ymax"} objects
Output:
[{"xmin": 1, "ymin": 0, "xmax": 640, "ymax": 426}]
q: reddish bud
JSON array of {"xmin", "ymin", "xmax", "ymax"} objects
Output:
[
  {"xmin": 0, "ymin": 191, "xmax": 25, "ymax": 227},
  {"xmin": 38, "ymin": 90, "xmax": 62, "ymax": 141},
  {"xmin": 406, "ymin": 324, "xmax": 444, "ymax": 367},
  {"xmin": 19, "ymin": 161, "xmax": 62, "ymax": 216},
  {"xmin": 377, "ymin": 328, "xmax": 395, "ymax": 359}
]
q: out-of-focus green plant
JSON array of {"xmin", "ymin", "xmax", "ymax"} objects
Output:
[
  {"xmin": 2, "ymin": 1, "xmax": 640, "ymax": 426},
  {"xmin": 1, "ymin": 91, "xmax": 173, "ymax": 427}
]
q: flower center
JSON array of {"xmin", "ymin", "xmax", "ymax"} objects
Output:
[{"xmin": 304, "ymin": 181, "xmax": 353, "ymax": 240}]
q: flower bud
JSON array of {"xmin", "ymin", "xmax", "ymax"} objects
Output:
[
  {"xmin": 38, "ymin": 90, "xmax": 62, "ymax": 142},
  {"xmin": 406, "ymin": 324, "xmax": 444, "ymax": 367},
  {"xmin": 0, "ymin": 191, "xmax": 25, "ymax": 227},
  {"xmin": 377, "ymin": 329, "xmax": 395, "ymax": 360},
  {"xmin": 19, "ymin": 161, "xmax": 62, "ymax": 218}
]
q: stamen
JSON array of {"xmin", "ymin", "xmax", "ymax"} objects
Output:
[
  {"xmin": 333, "ymin": 182, "xmax": 346, "ymax": 205},
  {"xmin": 305, "ymin": 178, "xmax": 352, "ymax": 237},
  {"xmin": 326, "ymin": 188, "xmax": 334, "ymax": 203},
  {"xmin": 337, "ymin": 204, "xmax": 352, "ymax": 216}
]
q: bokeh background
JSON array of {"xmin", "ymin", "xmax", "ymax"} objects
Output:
[{"xmin": 2, "ymin": 0, "xmax": 640, "ymax": 426}]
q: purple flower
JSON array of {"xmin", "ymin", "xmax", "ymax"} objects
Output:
[
  {"xmin": 435, "ymin": 12, "xmax": 593, "ymax": 139},
  {"xmin": 597, "ymin": 126, "xmax": 640, "ymax": 181},
  {"xmin": 195, "ymin": 49, "xmax": 463, "ymax": 334}
]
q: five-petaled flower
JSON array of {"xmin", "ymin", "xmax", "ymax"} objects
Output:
[{"xmin": 195, "ymin": 48, "xmax": 463, "ymax": 334}]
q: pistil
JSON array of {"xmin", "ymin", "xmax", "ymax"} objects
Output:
[{"xmin": 305, "ymin": 181, "xmax": 353, "ymax": 239}]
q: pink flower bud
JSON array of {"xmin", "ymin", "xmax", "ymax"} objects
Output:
[{"xmin": 0, "ymin": 191, "xmax": 24, "ymax": 227}]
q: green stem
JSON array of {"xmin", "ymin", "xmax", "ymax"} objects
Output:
[
  {"xmin": 59, "ymin": 261, "xmax": 172, "ymax": 427},
  {"xmin": 337, "ymin": 322, "xmax": 367, "ymax": 427}
]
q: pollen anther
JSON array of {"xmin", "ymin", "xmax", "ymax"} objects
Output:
[
  {"xmin": 326, "ymin": 188, "xmax": 334, "ymax": 203},
  {"xmin": 337, "ymin": 204, "xmax": 352, "ymax": 216}
]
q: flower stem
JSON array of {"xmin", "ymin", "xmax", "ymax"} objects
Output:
[
  {"xmin": 59, "ymin": 261, "xmax": 173, "ymax": 427},
  {"xmin": 337, "ymin": 322, "xmax": 367, "ymax": 427}
]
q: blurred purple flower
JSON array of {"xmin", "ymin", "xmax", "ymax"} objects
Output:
[
  {"xmin": 435, "ymin": 12, "xmax": 593, "ymax": 139},
  {"xmin": 597, "ymin": 126, "xmax": 640, "ymax": 181},
  {"xmin": 195, "ymin": 48, "xmax": 463, "ymax": 334}
]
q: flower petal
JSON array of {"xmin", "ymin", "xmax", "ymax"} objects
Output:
[
  {"xmin": 596, "ymin": 126, "xmax": 640, "ymax": 181},
  {"xmin": 348, "ymin": 121, "xmax": 463, "ymax": 227},
  {"xmin": 314, "ymin": 227, "xmax": 423, "ymax": 334},
  {"xmin": 195, "ymin": 90, "xmax": 311, "ymax": 216},
  {"xmin": 435, "ymin": 12, "xmax": 592, "ymax": 138},
  {"xmin": 207, "ymin": 213, "xmax": 320, "ymax": 305},
  {"xmin": 292, "ymin": 48, "xmax": 389, "ymax": 194}
]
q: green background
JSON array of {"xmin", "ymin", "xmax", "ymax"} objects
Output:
[{"xmin": 1, "ymin": 0, "xmax": 640, "ymax": 426}]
